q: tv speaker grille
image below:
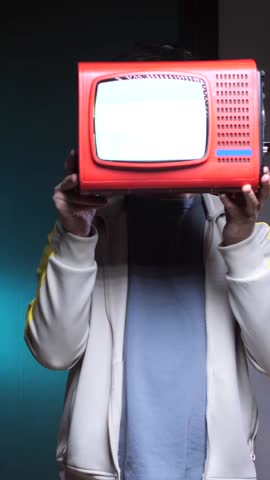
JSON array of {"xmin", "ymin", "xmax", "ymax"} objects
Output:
[
  {"xmin": 215, "ymin": 72, "xmax": 251, "ymax": 147},
  {"xmin": 217, "ymin": 157, "xmax": 251, "ymax": 163}
]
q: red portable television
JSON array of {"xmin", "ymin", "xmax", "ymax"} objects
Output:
[{"xmin": 78, "ymin": 58, "xmax": 266, "ymax": 194}]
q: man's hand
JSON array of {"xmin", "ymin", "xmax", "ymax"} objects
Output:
[
  {"xmin": 53, "ymin": 149, "xmax": 108, "ymax": 237},
  {"xmin": 219, "ymin": 166, "xmax": 270, "ymax": 246}
]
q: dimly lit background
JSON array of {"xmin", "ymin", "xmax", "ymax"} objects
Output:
[{"xmin": 1, "ymin": 2, "xmax": 270, "ymax": 478}]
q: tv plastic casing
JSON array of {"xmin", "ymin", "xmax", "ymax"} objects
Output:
[{"xmin": 78, "ymin": 58, "xmax": 264, "ymax": 194}]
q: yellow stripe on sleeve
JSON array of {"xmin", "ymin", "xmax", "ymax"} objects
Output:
[
  {"xmin": 256, "ymin": 221, "xmax": 270, "ymax": 239},
  {"xmin": 25, "ymin": 226, "xmax": 58, "ymax": 330}
]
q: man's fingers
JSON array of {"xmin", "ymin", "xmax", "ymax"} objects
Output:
[
  {"xmin": 54, "ymin": 170, "xmax": 109, "ymax": 209},
  {"xmin": 257, "ymin": 169, "xmax": 270, "ymax": 205},
  {"xmin": 54, "ymin": 195, "xmax": 97, "ymax": 213},
  {"xmin": 220, "ymin": 191, "xmax": 247, "ymax": 211},
  {"xmin": 220, "ymin": 187, "xmax": 258, "ymax": 218},
  {"xmin": 55, "ymin": 173, "xmax": 79, "ymax": 192},
  {"xmin": 219, "ymin": 193, "xmax": 235, "ymax": 211},
  {"xmin": 241, "ymin": 184, "xmax": 259, "ymax": 215},
  {"xmin": 54, "ymin": 190, "xmax": 108, "ymax": 208},
  {"xmin": 65, "ymin": 149, "xmax": 78, "ymax": 175}
]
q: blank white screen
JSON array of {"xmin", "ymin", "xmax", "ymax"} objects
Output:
[{"xmin": 94, "ymin": 78, "xmax": 207, "ymax": 162}]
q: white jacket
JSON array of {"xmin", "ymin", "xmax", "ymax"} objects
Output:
[{"xmin": 25, "ymin": 194, "xmax": 270, "ymax": 480}]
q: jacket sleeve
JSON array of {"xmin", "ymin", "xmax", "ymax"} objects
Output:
[
  {"xmin": 24, "ymin": 222, "xmax": 99, "ymax": 370},
  {"xmin": 218, "ymin": 221, "xmax": 270, "ymax": 375}
]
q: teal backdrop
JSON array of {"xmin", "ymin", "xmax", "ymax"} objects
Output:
[{"xmin": 0, "ymin": 4, "xmax": 181, "ymax": 478}]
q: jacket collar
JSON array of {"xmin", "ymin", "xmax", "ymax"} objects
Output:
[{"xmin": 202, "ymin": 193, "xmax": 226, "ymax": 222}]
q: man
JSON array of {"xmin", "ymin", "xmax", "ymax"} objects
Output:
[
  {"xmin": 24, "ymin": 145, "xmax": 270, "ymax": 480},
  {"xmin": 24, "ymin": 43, "xmax": 270, "ymax": 480}
]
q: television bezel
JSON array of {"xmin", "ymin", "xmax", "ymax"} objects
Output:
[{"xmin": 87, "ymin": 68, "xmax": 213, "ymax": 169}]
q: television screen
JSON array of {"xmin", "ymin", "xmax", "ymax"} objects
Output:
[{"xmin": 94, "ymin": 75, "xmax": 208, "ymax": 162}]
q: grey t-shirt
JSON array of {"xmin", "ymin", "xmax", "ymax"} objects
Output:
[{"xmin": 118, "ymin": 194, "xmax": 207, "ymax": 480}]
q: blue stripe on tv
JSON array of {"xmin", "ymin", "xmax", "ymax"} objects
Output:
[{"xmin": 216, "ymin": 149, "xmax": 253, "ymax": 157}]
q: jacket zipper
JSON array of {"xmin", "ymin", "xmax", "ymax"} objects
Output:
[
  {"xmin": 103, "ymin": 268, "xmax": 119, "ymax": 479},
  {"xmin": 100, "ymin": 218, "xmax": 120, "ymax": 480},
  {"xmin": 202, "ymin": 292, "xmax": 210, "ymax": 480},
  {"xmin": 248, "ymin": 406, "xmax": 259, "ymax": 462},
  {"xmin": 202, "ymin": 210, "xmax": 221, "ymax": 480}
]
